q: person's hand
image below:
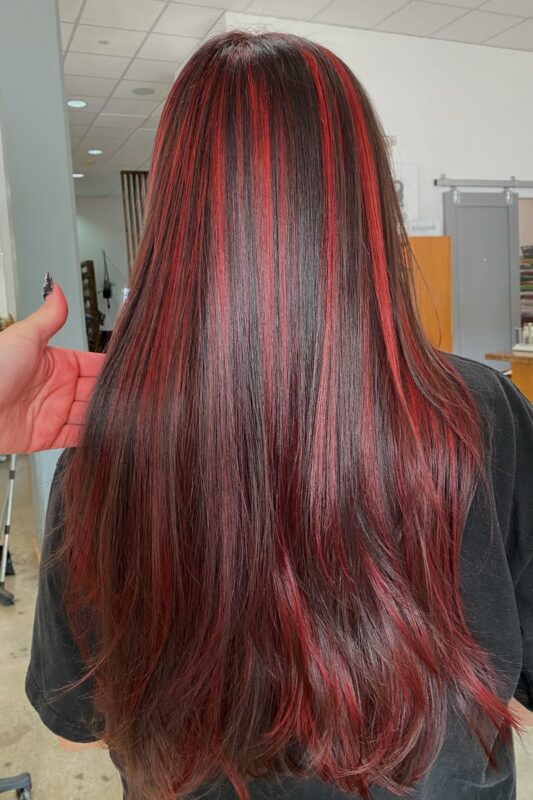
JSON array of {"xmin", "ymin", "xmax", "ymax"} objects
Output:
[{"xmin": 0, "ymin": 278, "xmax": 105, "ymax": 454}]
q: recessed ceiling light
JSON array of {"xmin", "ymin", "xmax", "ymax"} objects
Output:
[
  {"xmin": 72, "ymin": 173, "xmax": 84, "ymax": 178},
  {"xmin": 87, "ymin": 149, "xmax": 103, "ymax": 155},
  {"xmin": 132, "ymin": 87, "xmax": 155, "ymax": 96},
  {"xmin": 98, "ymin": 39, "xmax": 110, "ymax": 45},
  {"xmin": 67, "ymin": 99, "xmax": 87, "ymax": 109}
]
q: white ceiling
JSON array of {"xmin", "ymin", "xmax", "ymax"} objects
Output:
[{"xmin": 62, "ymin": 0, "xmax": 533, "ymax": 185}]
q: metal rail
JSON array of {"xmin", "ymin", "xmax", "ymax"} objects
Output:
[{"xmin": 434, "ymin": 174, "xmax": 533, "ymax": 189}]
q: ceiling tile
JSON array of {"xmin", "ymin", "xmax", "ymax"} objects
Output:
[
  {"xmin": 245, "ymin": 0, "xmax": 331, "ymax": 19},
  {"xmin": 154, "ymin": 4, "xmax": 223, "ymax": 37},
  {"xmin": 479, "ymin": 0, "xmax": 533, "ymax": 15},
  {"xmin": 74, "ymin": 151, "xmax": 106, "ymax": 168},
  {"xmin": 485, "ymin": 18, "xmax": 533, "ymax": 48},
  {"xmin": 424, "ymin": 0, "xmax": 485, "ymax": 7},
  {"xmin": 95, "ymin": 113, "xmax": 147, "ymax": 128},
  {"xmin": 72, "ymin": 157, "xmax": 98, "ymax": 171},
  {"xmin": 69, "ymin": 135, "xmax": 82, "ymax": 147},
  {"xmin": 105, "ymin": 154, "xmax": 148, "ymax": 168},
  {"xmin": 434, "ymin": 10, "xmax": 520, "ymax": 42},
  {"xmin": 170, "ymin": 0, "xmax": 248, "ymax": 7},
  {"xmin": 58, "ymin": 0, "xmax": 83, "ymax": 23},
  {"xmin": 69, "ymin": 25, "xmax": 146, "ymax": 57},
  {"xmin": 64, "ymin": 52, "xmax": 131, "ymax": 78},
  {"xmin": 65, "ymin": 74, "xmax": 119, "ymax": 97},
  {"xmin": 80, "ymin": 0, "xmax": 166, "ymax": 31},
  {"xmin": 61, "ymin": 22, "xmax": 74, "ymax": 50},
  {"xmin": 118, "ymin": 134, "xmax": 152, "ymax": 147},
  {"xmin": 124, "ymin": 58, "xmax": 180, "ymax": 83},
  {"xmin": 143, "ymin": 114, "xmax": 162, "ymax": 130},
  {"xmin": 67, "ymin": 109, "xmax": 99, "ymax": 126},
  {"xmin": 377, "ymin": 1, "xmax": 466, "ymax": 35},
  {"xmin": 104, "ymin": 97, "xmax": 160, "ymax": 115},
  {"xmin": 78, "ymin": 160, "xmax": 115, "ymax": 175},
  {"xmin": 71, "ymin": 154, "xmax": 90, "ymax": 167},
  {"xmin": 314, "ymin": 0, "xmax": 412, "ymax": 28},
  {"xmin": 124, "ymin": 147, "xmax": 155, "ymax": 161},
  {"xmin": 86, "ymin": 124, "xmax": 135, "ymax": 139},
  {"xmin": 137, "ymin": 33, "xmax": 199, "ymax": 61},
  {"xmin": 94, "ymin": 162, "xmax": 120, "ymax": 173},
  {"xmin": 73, "ymin": 163, "xmax": 103, "ymax": 177},
  {"xmin": 77, "ymin": 138, "xmax": 123, "ymax": 157},
  {"xmin": 115, "ymin": 144, "xmax": 152, "ymax": 159},
  {"xmin": 66, "ymin": 95, "xmax": 107, "ymax": 114},
  {"xmin": 112, "ymin": 79, "xmax": 171, "ymax": 101},
  {"xmin": 114, "ymin": 156, "xmax": 152, "ymax": 169},
  {"xmin": 70, "ymin": 122, "xmax": 89, "ymax": 133},
  {"xmin": 128, "ymin": 127, "xmax": 157, "ymax": 144}
]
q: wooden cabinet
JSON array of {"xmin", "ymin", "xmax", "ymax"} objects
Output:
[{"xmin": 408, "ymin": 236, "xmax": 452, "ymax": 352}]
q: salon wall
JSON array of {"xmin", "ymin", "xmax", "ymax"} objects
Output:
[
  {"xmin": 76, "ymin": 191, "xmax": 129, "ymax": 330},
  {"xmin": 225, "ymin": 12, "xmax": 533, "ymax": 222}
]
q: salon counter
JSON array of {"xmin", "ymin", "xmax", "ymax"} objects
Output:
[{"xmin": 485, "ymin": 352, "xmax": 533, "ymax": 404}]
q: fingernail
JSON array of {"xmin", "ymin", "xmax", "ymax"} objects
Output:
[{"xmin": 43, "ymin": 272, "xmax": 53, "ymax": 300}]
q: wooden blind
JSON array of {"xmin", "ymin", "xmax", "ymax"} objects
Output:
[
  {"xmin": 80, "ymin": 259, "xmax": 101, "ymax": 352},
  {"xmin": 121, "ymin": 170, "xmax": 149, "ymax": 272}
]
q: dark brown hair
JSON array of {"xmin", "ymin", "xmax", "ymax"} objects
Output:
[{"xmin": 60, "ymin": 31, "xmax": 517, "ymax": 800}]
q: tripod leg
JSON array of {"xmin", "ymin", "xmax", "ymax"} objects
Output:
[
  {"xmin": 0, "ymin": 491, "xmax": 8, "ymax": 577},
  {"xmin": 0, "ymin": 455, "xmax": 16, "ymax": 605},
  {"xmin": 0, "ymin": 483, "xmax": 15, "ymax": 574},
  {"xmin": 0, "ymin": 480, "xmax": 7, "ymax": 527}
]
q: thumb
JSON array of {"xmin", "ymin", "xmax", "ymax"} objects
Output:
[{"xmin": 23, "ymin": 276, "xmax": 69, "ymax": 343}]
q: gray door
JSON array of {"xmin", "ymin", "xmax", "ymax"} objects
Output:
[{"xmin": 444, "ymin": 191, "xmax": 519, "ymax": 364}]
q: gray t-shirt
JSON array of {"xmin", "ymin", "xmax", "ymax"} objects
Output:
[{"xmin": 25, "ymin": 355, "xmax": 533, "ymax": 799}]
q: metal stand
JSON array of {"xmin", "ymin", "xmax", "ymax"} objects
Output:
[
  {"xmin": 0, "ymin": 454, "xmax": 16, "ymax": 606},
  {"xmin": 0, "ymin": 455, "xmax": 33, "ymax": 797},
  {"xmin": 0, "ymin": 773, "xmax": 32, "ymax": 798}
]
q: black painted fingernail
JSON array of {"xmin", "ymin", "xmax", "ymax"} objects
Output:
[{"xmin": 43, "ymin": 272, "xmax": 53, "ymax": 300}]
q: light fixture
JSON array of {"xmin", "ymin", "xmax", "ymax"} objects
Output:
[
  {"xmin": 132, "ymin": 87, "xmax": 155, "ymax": 96},
  {"xmin": 72, "ymin": 173, "xmax": 84, "ymax": 178},
  {"xmin": 67, "ymin": 99, "xmax": 87, "ymax": 109},
  {"xmin": 87, "ymin": 148, "xmax": 103, "ymax": 155}
]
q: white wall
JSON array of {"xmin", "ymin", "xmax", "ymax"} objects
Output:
[
  {"xmin": 225, "ymin": 13, "xmax": 533, "ymax": 223},
  {"xmin": 76, "ymin": 192, "xmax": 129, "ymax": 329}
]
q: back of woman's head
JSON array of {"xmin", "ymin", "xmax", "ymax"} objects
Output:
[{"xmin": 61, "ymin": 31, "xmax": 515, "ymax": 800}]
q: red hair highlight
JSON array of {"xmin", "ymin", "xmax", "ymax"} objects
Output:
[{"xmin": 58, "ymin": 32, "xmax": 519, "ymax": 800}]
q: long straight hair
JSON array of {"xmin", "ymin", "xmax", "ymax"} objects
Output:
[{"xmin": 60, "ymin": 32, "xmax": 517, "ymax": 800}]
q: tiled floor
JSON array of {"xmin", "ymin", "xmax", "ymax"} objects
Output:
[{"xmin": 0, "ymin": 456, "xmax": 532, "ymax": 799}]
